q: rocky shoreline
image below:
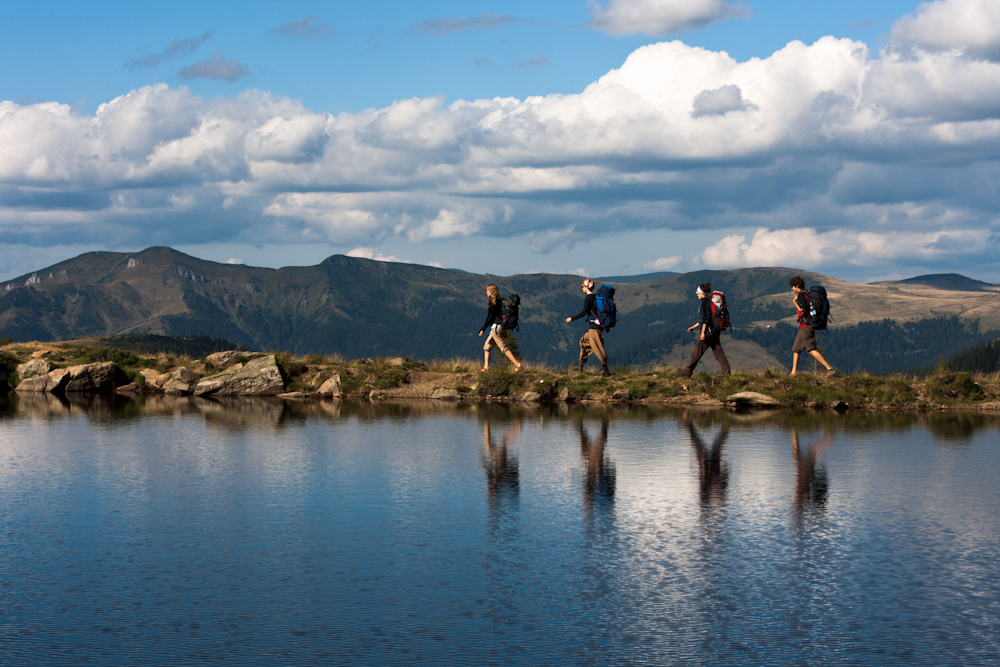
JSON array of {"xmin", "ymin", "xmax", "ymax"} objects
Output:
[{"xmin": 2, "ymin": 343, "xmax": 999, "ymax": 413}]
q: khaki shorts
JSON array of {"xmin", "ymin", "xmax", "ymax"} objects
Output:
[
  {"xmin": 484, "ymin": 327, "xmax": 509, "ymax": 353},
  {"xmin": 792, "ymin": 326, "xmax": 818, "ymax": 353}
]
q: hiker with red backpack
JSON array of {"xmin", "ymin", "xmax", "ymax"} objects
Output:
[
  {"xmin": 681, "ymin": 282, "xmax": 731, "ymax": 377},
  {"xmin": 789, "ymin": 276, "xmax": 837, "ymax": 377}
]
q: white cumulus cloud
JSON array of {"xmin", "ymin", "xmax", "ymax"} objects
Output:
[{"xmin": 890, "ymin": 0, "xmax": 1000, "ymax": 61}]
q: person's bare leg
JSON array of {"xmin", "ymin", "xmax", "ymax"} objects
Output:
[
  {"xmin": 790, "ymin": 351, "xmax": 801, "ymax": 375},
  {"xmin": 482, "ymin": 349, "xmax": 490, "ymax": 371},
  {"xmin": 504, "ymin": 349, "xmax": 523, "ymax": 371},
  {"xmin": 808, "ymin": 349, "xmax": 833, "ymax": 370}
]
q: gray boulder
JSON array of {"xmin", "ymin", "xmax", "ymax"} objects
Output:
[
  {"xmin": 45, "ymin": 368, "xmax": 71, "ymax": 392},
  {"xmin": 518, "ymin": 391, "xmax": 542, "ymax": 402},
  {"xmin": 557, "ymin": 386, "xmax": 576, "ymax": 403},
  {"xmin": 193, "ymin": 355, "xmax": 284, "ymax": 396},
  {"xmin": 317, "ymin": 374, "xmax": 342, "ymax": 397},
  {"xmin": 431, "ymin": 388, "xmax": 461, "ymax": 400},
  {"xmin": 16, "ymin": 374, "xmax": 50, "ymax": 392},
  {"xmin": 611, "ymin": 388, "xmax": 631, "ymax": 401},
  {"xmin": 140, "ymin": 369, "xmax": 171, "ymax": 390},
  {"xmin": 163, "ymin": 367, "xmax": 200, "ymax": 394},
  {"xmin": 64, "ymin": 362, "xmax": 125, "ymax": 392},
  {"xmin": 17, "ymin": 359, "xmax": 51, "ymax": 379},
  {"xmin": 725, "ymin": 391, "xmax": 785, "ymax": 408}
]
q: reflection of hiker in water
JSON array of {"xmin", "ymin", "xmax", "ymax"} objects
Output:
[
  {"xmin": 580, "ymin": 419, "xmax": 615, "ymax": 514},
  {"xmin": 687, "ymin": 420, "xmax": 730, "ymax": 509},
  {"xmin": 482, "ymin": 419, "xmax": 521, "ymax": 513},
  {"xmin": 792, "ymin": 428, "xmax": 831, "ymax": 516}
]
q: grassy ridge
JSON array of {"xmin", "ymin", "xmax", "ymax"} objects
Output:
[{"xmin": 2, "ymin": 339, "xmax": 998, "ymax": 411}]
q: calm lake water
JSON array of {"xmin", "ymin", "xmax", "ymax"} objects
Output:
[{"xmin": 1, "ymin": 393, "xmax": 999, "ymax": 666}]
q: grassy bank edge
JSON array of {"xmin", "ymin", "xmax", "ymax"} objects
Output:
[{"xmin": 2, "ymin": 341, "xmax": 998, "ymax": 411}]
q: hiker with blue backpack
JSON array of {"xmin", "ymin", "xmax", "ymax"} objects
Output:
[
  {"xmin": 478, "ymin": 283, "xmax": 523, "ymax": 372},
  {"xmin": 565, "ymin": 278, "xmax": 616, "ymax": 377},
  {"xmin": 681, "ymin": 282, "xmax": 731, "ymax": 377},
  {"xmin": 789, "ymin": 276, "xmax": 837, "ymax": 377}
]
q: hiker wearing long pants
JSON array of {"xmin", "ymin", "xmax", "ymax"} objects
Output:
[
  {"xmin": 682, "ymin": 282, "xmax": 731, "ymax": 377},
  {"xmin": 565, "ymin": 278, "xmax": 610, "ymax": 377}
]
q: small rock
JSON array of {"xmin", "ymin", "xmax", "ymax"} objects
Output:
[
  {"xmin": 611, "ymin": 388, "xmax": 631, "ymax": 401},
  {"xmin": 518, "ymin": 391, "xmax": 541, "ymax": 402},
  {"xmin": 693, "ymin": 399, "xmax": 725, "ymax": 407},
  {"xmin": 140, "ymin": 369, "xmax": 170, "ymax": 390},
  {"xmin": 30, "ymin": 350, "xmax": 51, "ymax": 359},
  {"xmin": 829, "ymin": 400, "xmax": 849, "ymax": 411},
  {"xmin": 557, "ymin": 386, "xmax": 576, "ymax": 403},
  {"xmin": 431, "ymin": 388, "xmax": 461, "ymax": 400},
  {"xmin": 206, "ymin": 350, "xmax": 242, "ymax": 367},
  {"xmin": 117, "ymin": 383, "xmax": 140, "ymax": 393},
  {"xmin": 277, "ymin": 392, "xmax": 310, "ymax": 400},
  {"xmin": 725, "ymin": 391, "xmax": 785, "ymax": 408},
  {"xmin": 163, "ymin": 367, "xmax": 200, "ymax": 394},
  {"xmin": 16, "ymin": 359, "xmax": 51, "ymax": 379},
  {"xmin": 317, "ymin": 374, "xmax": 342, "ymax": 397},
  {"xmin": 387, "ymin": 357, "xmax": 408, "ymax": 366}
]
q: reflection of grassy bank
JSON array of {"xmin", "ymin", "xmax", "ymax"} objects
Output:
[{"xmin": 3, "ymin": 340, "xmax": 1000, "ymax": 411}]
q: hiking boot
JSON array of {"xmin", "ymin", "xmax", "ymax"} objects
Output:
[
  {"xmin": 825, "ymin": 368, "xmax": 839, "ymax": 378},
  {"xmin": 568, "ymin": 361, "xmax": 584, "ymax": 373},
  {"xmin": 599, "ymin": 365, "xmax": 610, "ymax": 377}
]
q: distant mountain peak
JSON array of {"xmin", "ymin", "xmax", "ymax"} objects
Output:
[{"xmin": 888, "ymin": 273, "xmax": 995, "ymax": 291}]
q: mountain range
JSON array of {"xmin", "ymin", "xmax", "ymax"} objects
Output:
[{"xmin": 2, "ymin": 247, "xmax": 999, "ymax": 372}]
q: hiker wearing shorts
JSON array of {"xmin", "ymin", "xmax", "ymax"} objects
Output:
[
  {"xmin": 478, "ymin": 283, "xmax": 523, "ymax": 372},
  {"xmin": 789, "ymin": 276, "xmax": 836, "ymax": 377},
  {"xmin": 565, "ymin": 278, "xmax": 610, "ymax": 377},
  {"xmin": 681, "ymin": 282, "xmax": 731, "ymax": 377}
]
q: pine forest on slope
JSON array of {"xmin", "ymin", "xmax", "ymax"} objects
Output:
[{"xmin": 1, "ymin": 246, "xmax": 999, "ymax": 373}]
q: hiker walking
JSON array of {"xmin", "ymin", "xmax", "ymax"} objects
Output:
[
  {"xmin": 478, "ymin": 283, "xmax": 523, "ymax": 372},
  {"xmin": 789, "ymin": 276, "xmax": 836, "ymax": 376},
  {"xmin": 681, "ymin": 282, "xmax": 731, "ymax": 377},
  {"xmin": 565, "ymin": 278, "xmax": 611, "ymax": 377}
]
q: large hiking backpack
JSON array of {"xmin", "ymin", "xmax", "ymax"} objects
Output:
[
  {"xmin": 592, "ymin": 284, "xmax": 618, "ymax": 330},
  {"xmin": 806, "ymin": 285, "xmax": 830, "ymax": 330},
  {"xmin": 710, "ymin": 291, "xmax": 732, "ymax": 333},
  {"xmin": 500, "ymin": 293, "xmax": 521, "ymax": 331}
]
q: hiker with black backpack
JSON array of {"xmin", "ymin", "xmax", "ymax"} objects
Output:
[
  {"xmin": 789, "ymin": 276, "xmax": 837, "ymax": 377},
  {"xmin": 478, "ymin": 283, "xmax": 523, "ymax": 372},
  {"xmin": 681, "ymin": 282, "xmax": 731, "ymax": 377},
  {"xmin": 565, "ymin": 278, "xmax": 616, "ymax": 377}
]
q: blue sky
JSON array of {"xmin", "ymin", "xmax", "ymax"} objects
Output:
[{"xmin": 2, "ymin": 0, "xmax": 1000, "ymax": 283}]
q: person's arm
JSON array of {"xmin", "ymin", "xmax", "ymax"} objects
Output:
[
  {"xmin": 567, "ymin": 294, "xmax": 595, "ymax": 322},
  {"xmin": 480, "ymin": 301, "xmax": 500, "ymax": 334}
]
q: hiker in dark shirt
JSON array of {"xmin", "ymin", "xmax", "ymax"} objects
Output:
[
  {"xmin": 681, "ymin": 282, "xmax": 731, "ymax": 377},
  {"xmin": 478, "ymin": 283, "xmax": 523, "ymax": 372},
  {"xmin": 789, "ymin": 276, "xmax": 836, "ymax": 377},
  {"xmin": 565, "ymin": 278, "xmax": 610, "ymax": 377}
]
